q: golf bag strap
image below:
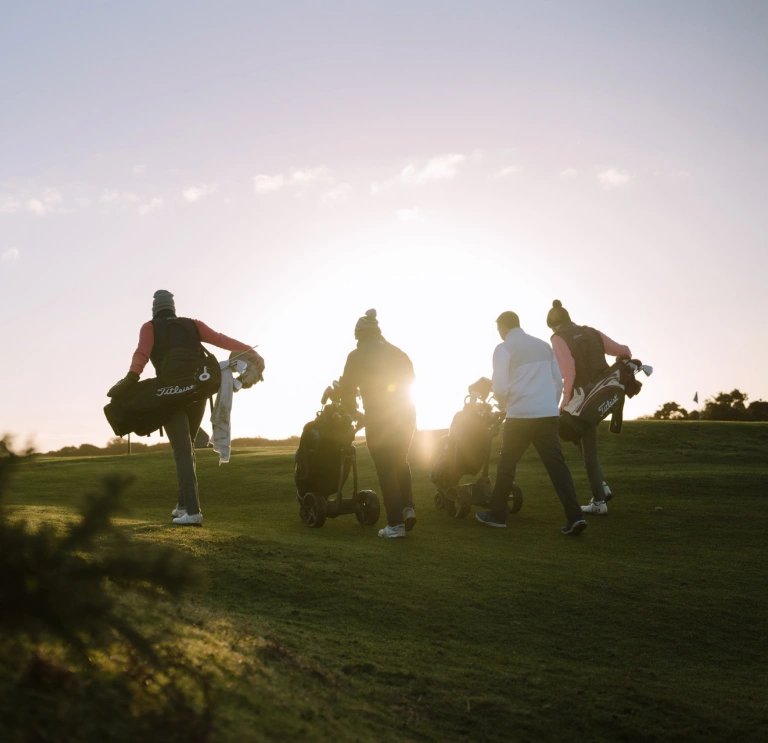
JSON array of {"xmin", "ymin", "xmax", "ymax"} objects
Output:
[{"xmin": 609, "ymin": 397, "xmax": 625, "ymax": 434}]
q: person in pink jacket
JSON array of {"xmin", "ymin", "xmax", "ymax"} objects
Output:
[
  {"xmin": 108, "ymin": 290, "xmax": 264, "ymax": 526},
  {"xmin": 546, "ymin": 300, "xmax": 631, "ymax": 515}
]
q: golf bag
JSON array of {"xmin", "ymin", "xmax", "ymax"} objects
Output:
[
  {"xmin": 294, "ymin": 406, "xmax": 356, "ymax": 500},
  {"xmin": 431, "ymin": 396, "xmax": 500, "ymax": 490},
  {"xmin": 431, "ymin": 378, "xmax": 522, "ymax": 518},
  {"xmin": 104, "ymin": 346, "xmax": 221, "ymax": 437},
  {"xmin": 559, "ymin": 358, "xmax": 653, "ymax": 442},
  {"xmin": 293, "ymin": 380, "xmax": 380, "ymax": 529}
]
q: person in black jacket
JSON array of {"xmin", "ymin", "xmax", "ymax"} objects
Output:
[
  {"xmin": 107, "ymin": 290, "xmax": 263, "ymax": 526},
  {"xmin": 339, "ymin": 309, "xmax": 417, "ymax": 539}
]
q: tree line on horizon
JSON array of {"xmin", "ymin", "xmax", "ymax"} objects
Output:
[
  {"xmin": 43, "ymin": 435, "xmax": 302, "ymax": 458},
  {"xmin": 645, "ymin": 389, "xmax": 768, "ymax": 421},
  {"xmin": 28, "ymin": 389, "xmax": 768, "ymax": 458}
]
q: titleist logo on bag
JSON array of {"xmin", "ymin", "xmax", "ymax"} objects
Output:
[
  {"xmin": 598, "ymin": 394, "xmax": 620, "ymax": 416},
  {"xmin": 156, "ymin": 384, "xmax": 196, "ymax": 397}
]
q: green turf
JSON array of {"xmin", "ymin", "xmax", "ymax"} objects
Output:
[{"xmin": 5, "ymin": 422, "xmax": 768, "ymax": 741}]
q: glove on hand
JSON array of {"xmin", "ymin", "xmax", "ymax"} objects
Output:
[{"xmin": 108, "ymin": 371, "xmax": 140, "ymax": 398}]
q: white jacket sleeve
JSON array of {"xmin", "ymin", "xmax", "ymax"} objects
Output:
[
  {"xmin": 492, "ymin": 344, "xmax": 510, "ymax": 402},
  {"xmin": 550, "ymin": 349, "xmax": 564, "ymax": 404}
]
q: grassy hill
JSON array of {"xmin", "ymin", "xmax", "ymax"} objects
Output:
[{"xmin": 3, "ymin": 422, "xmax": 768, "ymax": 742}]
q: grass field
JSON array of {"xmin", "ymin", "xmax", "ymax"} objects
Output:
[{"xmin": 4, "ymin": 422, "xmax": 768, "ymax": 742}]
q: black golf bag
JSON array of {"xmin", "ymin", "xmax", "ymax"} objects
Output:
[
  {"xmin": 431, "ymin": 378, "xmax": 522, "ymax": 518},
  {"xmin": 295, "ymin": 408, "xmax": 356, "ymax": 500},
  {"xmin": 559, "ymin": 358, "xmax": 653, "ymax": 442},
  {"xmin": 104, "ymin": 346, "xmax": 221, "ymax": 437},
  {"xmin": 293, "ymin": 381, "xmax": 380, "ymax": 529}
]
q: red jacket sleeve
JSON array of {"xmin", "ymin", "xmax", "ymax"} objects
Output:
[
  {"xmin": 551, "ymin": 335, "xmax": 576, "ymax": 403},
  {"xmin": 129, "ymin": 322, "xmax": 154, "ymax": 376},
  {"xmin": 194, "ymin": 320, "xmax": 252, "ymax": 353},
  {"xmin": 599, "ymin": 331, "xmax": 632, "ymax": 359}
]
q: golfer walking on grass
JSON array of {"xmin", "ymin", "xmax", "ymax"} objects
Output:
[
  {"xmin": 339, "ymin": 309, "xmax": 417, "ymax": 539},
  {"xmin": 107, "ymin": 290, "xmax": 264, "ymax": 526},
  {"xmin": 476, "ymin": 311, "xmax": 587, "ymax": 535},
  {"xmin": 546, "ymin": 299, "xmax": 632, "ymax": 515}
]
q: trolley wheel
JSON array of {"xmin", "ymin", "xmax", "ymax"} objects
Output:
[
  {"xmin": 355, "ymin": 490, "xmax": 381, "ymax": 526},
  {"xmin": 508, "ymin": 483, "xmax": 523, "ymax": 514},
  {"xmin": 434, "ymin": 492, "xmax": 445, "ymax": 509},
  {"xmin": 445, "ymin": 490, "xmax": 471, "ymax": 519},
  {"xmin": 300, "ymin": 493, "xmax": 328, "ymax": 528}
]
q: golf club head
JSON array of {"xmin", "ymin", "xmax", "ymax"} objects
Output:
[
  {"xmin": 321, "ymin": 385, "xmax": 333, "ymax": 405},
  {"xmin": 642, "ymin": 365, "xmax": 653, "ymax": 377}
]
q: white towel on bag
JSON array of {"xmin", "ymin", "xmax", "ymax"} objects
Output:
[{"xmin": 211, "ymin": 362, "xmax": 235, "ymax": 464}]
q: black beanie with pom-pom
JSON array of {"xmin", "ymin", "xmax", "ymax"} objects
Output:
[{"xmin": 546, "ymin": 299, "xmax": 571, "ymax": 328}]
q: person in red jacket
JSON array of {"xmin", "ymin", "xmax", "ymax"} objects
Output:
[
  {"xmin": 108, "ymin": 290, "xmax": 264, "ymax": 526},
  {"xmin": 546, "ymin": 300, "xmax": 631, "ymax": 515}
]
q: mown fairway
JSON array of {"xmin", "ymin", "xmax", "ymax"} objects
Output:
[{"xmin": 5, "ymin": 422, "xmax": 768, "ymax": 742}]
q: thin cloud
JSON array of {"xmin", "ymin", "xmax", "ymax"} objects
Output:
[
  {"xmin": 597, "ymin": 168, "xmax": 631, "ymax": 189},
  {"xmin": 253, "ymin": 167, "xmax": 335, "ymax": 195},
  {"xmin": 1, "ymin": 247, "xmax": 20, "ymax": 263},
  {"xmin": 402, "ymin": 153, "xmax": 465, "ymax": 185},
  {"xmin": 25, "ymin": 199, "xmax": 47, "ymax": 215},
  {"xmin": 491, "ymin": 165, "xmax": 519, "ymax": 180},
  {"xmin": 0, "ymin": 197, "xmax": 22, "ymax": 214},
  {"xmin": 2, "ymin": 190, "xmax": 69, "ymax": 215},
  {"xmin": 183, "ymin": 183, "xmax": 218, "ymax": 203},
  {"xmin": 132, "ymin": 164, "xmax": 147, "ymax": 174},
  {"xmin": 253, "ymin": 174, "xmax": 285, "ymax": 193},
  {"xmin": 560, "ymin": 168, "xmax": 578, "ymax": 179},
  {"xmin": 137, "ymin": 197, "xmax": 164, "ymax": 216},
  {"xmin": 372, "ymin": 153, "xmax": 466, "ymax": 194},
  {"xmin": 100, "ymin": 189, "xmax": 139, "ymax": 204}
]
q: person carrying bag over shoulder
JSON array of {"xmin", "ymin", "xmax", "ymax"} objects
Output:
[
  {"xmin": 106, "ymin": 290, "xmax": 264, "ymax": 526},
  {"xmin": 546, "ymin": 299, "xmax": 632, "ymax": 516}
]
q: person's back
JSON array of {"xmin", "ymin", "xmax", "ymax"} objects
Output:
[
  {"xmin": 342, "ymin": 336, "xmax": 414, "ymax": 420},
  {"xmin": 492, "ymin": 326, "xmax": 562, "ymax": 420},
  {"xmin": 476, "ymin": 310, "xmax": 586, "ymax": 536},
  {"xmin": 338, "ymin": 309, "xmax": 417, "ymax": 539},
  {"xmin": 149, "ymin": 314, "xmax": 205, "ymax": 376}
]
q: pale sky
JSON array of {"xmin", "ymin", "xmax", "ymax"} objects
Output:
[{"xmin": 1, "ymin": 1, "xmax": 767, "ymax": 451}]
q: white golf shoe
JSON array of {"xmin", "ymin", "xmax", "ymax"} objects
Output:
[
  {"xmin": 378, "ymin": 523, "xmax": 406, "ymax": 539},
  {"xmin": 172, "ymin": 512, "xmax": 203, "ymax": 526},
  {"xmin": 403, "ymin": 507, "xmax": 417, "ymax": 532},
  {"xmin": 602, "ymin": 482, "xmax": 613, "ymax": 501},
  {"xmin": 171, "ymin": 506, "xmax": 187, "ymax": 518},
  {"xmin": 581, "ymin": 499, "xmax": 608, "ymax": 515}
]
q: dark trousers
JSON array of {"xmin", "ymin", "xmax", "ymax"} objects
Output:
[
  {"xmin": 489, "ymin": 417, "xmax": 583, "ymax": 524},
  {"xmin": 366, "ymin": 413, "xmax": 416, "ymax": 526},
  {"xmin": 576, "ymin": 423, "xmax": 606, "ymax": 502},
  {"xmin": 164, "ymin": 399, "xmax": 207, "ymax": 515}
]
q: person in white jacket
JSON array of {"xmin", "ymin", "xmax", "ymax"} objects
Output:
[{"xmin": 475, "ymin": 311, "xmax": 587, "ymax": 536}]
